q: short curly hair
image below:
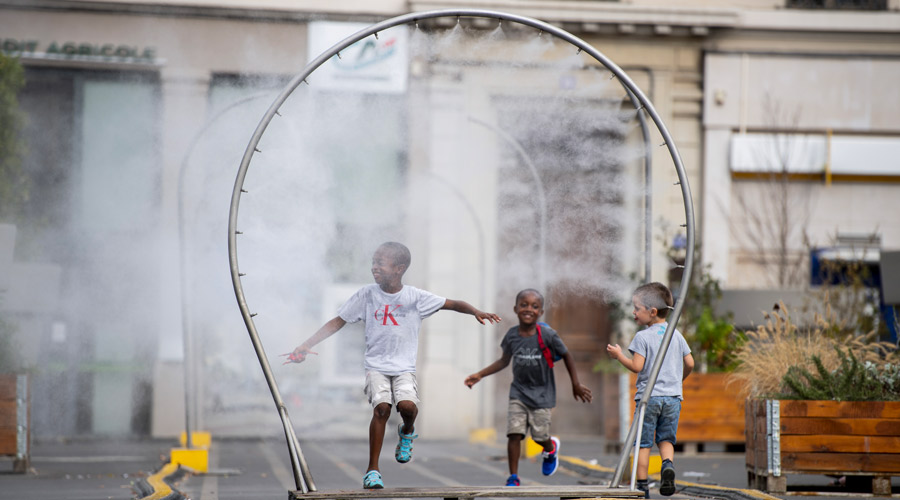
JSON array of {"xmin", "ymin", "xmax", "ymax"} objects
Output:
[
  {"xmin": 378, "ymin": 241, "xmax": 411, "ymax": 269},
  {"xmin": 514, "ymin": 288, "xmax": 544, "ymax": 307}
]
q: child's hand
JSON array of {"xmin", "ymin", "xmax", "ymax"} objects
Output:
[
  {"xmin": 474, "ymin": 311, "xmax": 501, "ymax": 325},
  {"xmin": 464, "ymin": 374, "xmax": 482, "ymax": 388},
  {"xmin": 573, "ymin": 383, "xmax": 593, "ymax": 403},
  {"xmin": 606, "ymin": 343, "xmax": 622, "ymax": 360},
  {"xmin": 281, "ymin": 346, "xmax": 318, "ymax": 365}
]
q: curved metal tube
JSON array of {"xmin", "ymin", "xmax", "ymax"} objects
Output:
[
  {"xmin": 178, "ymin": 92, "xmax": 271, "ymax": 450},
  {"xmin": 622, "ymin": 86, "xmax": 654, "ymax": 284},
  {"xmin": 228, "ymin": 8, "xmax": 694, "ymax": 493},
  {"xmin": 467, "ymin": 116, "xmax": 547, "ymax": 294}
]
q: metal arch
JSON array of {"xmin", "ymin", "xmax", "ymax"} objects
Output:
[
  {"xmin": 228, "ymin": 8, "xmax": 695, "ymax": 493},
  {"xmin": 178, "ymin": 91, "xmax": 273, "ymax": 450}
]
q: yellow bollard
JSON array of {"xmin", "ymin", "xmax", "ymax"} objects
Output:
[
  {"xmin": 468, "ymin": 428, "xmax": 497, "ymax": 444},
  {"xmin": 179, "ymin": 431, "xmax": 212, "ymax": 449},
  {"xmin": 524, "ymin": 437, "xmax": 544, "ymax": 458},
  {"xmin": 170, "ymin": 447, "xmax": 209, "ymax": 473},
  {"xmin": 622, "ymin": 455, "xmax": 661, "ymax": 482}
]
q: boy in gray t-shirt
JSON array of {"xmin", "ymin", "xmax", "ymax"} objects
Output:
[
  {"xmin": 465, "ymin": 289, "xmax": 592, "ymax": 487},
  {"xmin": 607, "ymin": 282, "xmax": 694, "ymax": 498},
  {"xmin": 285, "ymin": 242, "xmax": 500, "ymax": 490}
]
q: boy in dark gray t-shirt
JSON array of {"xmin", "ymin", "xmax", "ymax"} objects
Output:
[{"xmin": 465, "ymin": 289, "xmax": 592, "ymax": 487}]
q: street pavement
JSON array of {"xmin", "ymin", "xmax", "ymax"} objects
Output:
[{"xmin": 2, "ymin": 429, "xmax": 897, "ymax": 500}]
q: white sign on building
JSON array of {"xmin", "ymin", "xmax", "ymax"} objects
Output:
[{"xmin": 307, "ymin": 21, "xmax": 408, "ymax": 94}]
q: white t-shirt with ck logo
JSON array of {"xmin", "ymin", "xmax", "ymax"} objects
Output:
[{"xmin": 338, "ymin": 284, "xmax": 446, "ymax": 376}]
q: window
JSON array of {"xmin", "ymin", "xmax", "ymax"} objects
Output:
[{"xmin": 786, "ymin": 0, "xmax": 887, "ymax": 10}]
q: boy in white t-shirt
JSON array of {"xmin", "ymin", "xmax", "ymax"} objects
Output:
[{"xmin": 285, "ymin": 242, "xmax": 500, "ymax": 489}]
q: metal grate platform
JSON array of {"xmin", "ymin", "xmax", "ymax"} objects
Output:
[{"xmin": 289, "ymin": 485, "xmax": 645, "ymax": 500}]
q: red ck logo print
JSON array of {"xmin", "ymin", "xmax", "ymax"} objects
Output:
[{"xmin": 374, "ymin": 304, "xmax": 401, "ymax": 326}]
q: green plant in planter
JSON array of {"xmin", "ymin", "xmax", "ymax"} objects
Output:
[
  {"xmin": 730, "ymin": 301, "xmax": 900, "ymax": 400},
  {"xmin": 658, "ymin": 225, "xmax": 738, "ymax": 373},
  {"xmin": 692, "ymin": 306, "xmax": 743, "ymax": 372},
  {"xmin": 780, "ymin": 346, "xmax": 897, "ymax": 401}
]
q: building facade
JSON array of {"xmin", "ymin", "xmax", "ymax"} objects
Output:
[{"xmin": 1, "ymin": 0, "xmax": 898, "ymax": 443}]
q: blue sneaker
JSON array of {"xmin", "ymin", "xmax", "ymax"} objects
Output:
[
  {"xmin": 395, "ymin": 423, "xmax": 417, "ymax": 463},
  {"xmin": 505, "ymin": 474, "xmax": 520, "ymax": 486},
  {"xmin": 541, "ymin": 437, "xmax": 560, "ymax": 476},
  {"xmin": 659, "ymin": 459, "xmax": 676, "ymax": 496},
  {"xmin": 363, "ymin": 470, "xmax": 384, "ymax": 489}
]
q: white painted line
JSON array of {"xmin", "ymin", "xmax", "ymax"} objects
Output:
[
  {"xmin": 34, "ymin": 456, "xmax": 153, "ymax": 463},
  {"xmin": 259, "ymin": 440, "xmax": 297, "ymax": 492},
  {"xmin": 201, "ymin": 446, "xmax": 219, "ymax": 500},
  {"xmin": 451, "ymin": 456, "xmax": 545, "ymax": 486},
  {"xmin": 306, "ymin": 441, "xmax": 365, "ymax": 483},
  {"xmin": 405, "ymin": 461, "xmax": 465, "ymax": 487}
]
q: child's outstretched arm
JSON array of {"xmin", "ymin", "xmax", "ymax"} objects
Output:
[
  {"xmin": 465, "ymin": 351, "xmax": 511, "ymax": 388},
  {"xmin": 606, "ymin": 343, "xmax": 645, "ymax": 373},
  {"xmin": 282, "ymin": 316, "xmax": 346, "ymax": 364},
  {"xmin": 442, "ymin": 299, "xmax": 501, "ymax": 325},
  {"xmin": 560, "ymin": 351, "xmax": 593, "ymax": 403}
]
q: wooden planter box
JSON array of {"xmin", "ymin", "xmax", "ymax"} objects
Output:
[
  {"xmin": 0, "ymin": 374, "xmax": 30, "ymax": 473},
  {"xmin": 745, "ymin": 399, "xmax": 900, "ymax": 496},
  {"xmin": 629, "ymin": 373, "xmax": 745, "ymax": 450}
]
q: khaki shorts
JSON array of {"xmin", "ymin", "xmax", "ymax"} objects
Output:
[
  {"xmin": 364, "ymin": 371, "xmax": 419, "ymax": 408},
  {"xmin": 507, "ymin": 399, "xmax": 551, "ymax": 441}
]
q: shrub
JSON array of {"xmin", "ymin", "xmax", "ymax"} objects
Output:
[
  {"xmin": 728, "ymin": 301, "xmax": 898, "ymax": 400},
  {"xmin": 779, "ymin": 346, "xmax": 899, "ymax": 401}
]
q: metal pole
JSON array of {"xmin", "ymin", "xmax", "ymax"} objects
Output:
[
  {"xmin": 623, "ymin": 86, "xmax": 654, "ymax": 284},
  {"xmin": 229, "ymin": 9, "xmax": 693, "ymax": 493},
  {"xmin": 630, "ymin": 405, "xmax": 645, "ymax": 490},
  {"xmin": 418, "ymin": 170, "xmax": 488, "ymax": 426},
  {"xmin": 177, "ymin": 92, "xmax": 271, "ymax": 450},
  {"xmin": 468, "ymin": 116, "xmax": 547, "ymax": 295}
]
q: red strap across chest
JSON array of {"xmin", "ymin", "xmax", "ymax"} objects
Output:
[{"xmin": 536, "ymin": 325, "xmax": 554, "ymax": 368}]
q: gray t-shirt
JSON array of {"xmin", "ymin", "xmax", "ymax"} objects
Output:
[
  {"xmin": 338, "ymin": 284, "xmax": 446, "ymax": 376},
  {"xmin": 628, "ymin": 322, "xmax": 692, "ymax": 400},
  {"xmin": 501, "ymin": 325, "xmax": 568, "ymax": 409}
]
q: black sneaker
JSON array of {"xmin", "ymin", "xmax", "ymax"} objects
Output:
[
  {"xmin": 659, "ymin": 460, "xmax": 676, "ymax": 496},
  {"xmin": 636, "ymin": 480, "xmax": 650, "ymax": 499}
]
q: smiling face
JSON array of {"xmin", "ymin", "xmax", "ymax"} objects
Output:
[
  {"xmin": 632, "ymin": 296, "xmax": 656, "ymax": 327},
  {"xmin": 514, "ymin": 290, "xmax": 544, "ymax": 327},
  {"xmin": 371, "ymin": 246, "xmax": 406, "ymax": 291}
]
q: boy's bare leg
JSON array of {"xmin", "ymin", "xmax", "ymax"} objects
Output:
[
  {"xmin": 637, "ymin": 447, "xmax": 651, "ymax": 480},
  {"xmin": 658, "ymin": 441, "xmax": 674, "ymax": 463},
  {"xmin": 396, "ymin": 400, "xmax": 418, "ymax": 434},
  {"xmin": 534, "ymin": 437, "xmax": 553, "ymax": 452},
  {"xmin": 507, "ymin": 434, "xmax": 523, "ymax": 475},
  {"xmin": 367, "ymin": 403, "xmax": 392, "ymax": 472}
]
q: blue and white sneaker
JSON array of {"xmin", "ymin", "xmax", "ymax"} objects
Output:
[
  {"xmin": 541, "ymin": 436, "xmax": 560, "ymax": 476},
  {"xmin": 505, "ymin": 474, "xmax": 520, "ymax": 486},
  {"xmin": 395, "ymin": 423, "xmax": 417, "ymax": 463},
  {"xmin": 363, "ymin": 470, "xmax": 384, "ymax": 489}
]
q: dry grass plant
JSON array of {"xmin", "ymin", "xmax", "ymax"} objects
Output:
[{"xmin": 728, "ymin": 299, "xmax": 898, "ymax": 399}]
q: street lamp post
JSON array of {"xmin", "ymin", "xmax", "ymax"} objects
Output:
[
  {"xmin": 177, "ymin": 92, "xmax": 271, "ymax": 449},
  {"xmin": 467, "ymin": 116, "xmax": 547, "ymax": 295}
]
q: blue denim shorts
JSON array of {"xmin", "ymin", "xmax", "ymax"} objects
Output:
[{"xmin": 632, "ymin": 396, "xmax": 681, "ymax": 448}]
